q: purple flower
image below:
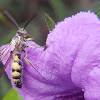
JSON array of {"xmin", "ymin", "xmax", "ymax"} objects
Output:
[{"xmin": 1, "ymin": 11, "xmax": 100, "ymax": 100}]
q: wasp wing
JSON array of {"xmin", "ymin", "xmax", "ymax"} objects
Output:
[
  {"xmin": 0, "ymin": 43, "xmax": 12, "ymax": 78},
  {"xmin": 0, "ymin": 51, "xmax": 13, "ymax": 78},
  {"xmin": 0, "ymin": 43, "xmax": 11, "ymax": 61}
]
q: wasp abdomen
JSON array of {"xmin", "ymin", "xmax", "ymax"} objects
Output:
[{"xmin": 12, "ymin": 54, "xmax": 22, "ymax": 88}]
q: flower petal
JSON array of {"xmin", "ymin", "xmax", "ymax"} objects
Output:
[{"xmin": 1, "ymin": 11, "xmax": 100, "ymax": 100}]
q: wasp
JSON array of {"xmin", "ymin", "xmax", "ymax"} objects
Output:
[{"xmin": 0, "ymin": 11, "xmax": 44, "ymax": 88}]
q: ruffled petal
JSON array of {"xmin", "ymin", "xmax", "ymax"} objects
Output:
[{"xmin": 1, "ymin": 11, "xmax": 100, "ymax": 100}]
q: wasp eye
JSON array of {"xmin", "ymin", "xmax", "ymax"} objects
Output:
[{"xmin": 17, "ymin": 32, "xmax": 22, "ymax": 36}]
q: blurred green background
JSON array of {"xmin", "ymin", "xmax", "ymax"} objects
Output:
[{"xmin": 0, "ymin": 0, "xmax": 100, "ymax": 99}]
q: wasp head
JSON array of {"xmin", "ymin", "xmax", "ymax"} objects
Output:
[{"xmin": 17, "ymin": 28, "xmax": 28, "ymax": 38}]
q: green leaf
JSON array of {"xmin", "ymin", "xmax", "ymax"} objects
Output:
[
  {"xmin": 0, "ymin": 12, "xmax": 7, "ymax": 24},
  {"xmin": 49, "ymin": 0, "xmax": 68, "ymax": 20},
  {"xmin": 3, "ymin": 88, "xmax": 24, "ymax": 100},
  {"xmin": 94, "ymin": 3, "xmax": 100, "ymax": 18},
  {"xmin": 0, "ymin": 30, "xmax": 15, "ymax": 46},
  {"xmin": 44, "ymin": 13, "xmax": 55, "ymax": 31}
]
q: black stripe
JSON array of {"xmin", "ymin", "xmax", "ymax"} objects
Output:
[
  {"xmin": 13, "ymin": 75, "xmax": 21, "ymax": 79},
  {"xmin": 14, "ymin": 79, "xmax": 21, "ymax": 84},
  {"xmin": 12, "ymin": 68, "xmax": 15, "ymax": 72},
  {"xmin": 16, "ymin": 69, "xmax": 22, "ymax": 73},
  {"xmin": 14, "ymin": 61, "xmax": 22, "ymax": 65},
  {"xmin": 15, "ymin": 83, "xmax": 22, "ymax": 88},
  {"xmin": 12, "ymin": 68, "xmax": 22, "ymax": 73},
  {"xmin": 15, "ymin": 54, "xmax": 21, "ymax": 59},
  {"xmin": 14, "ymin": 80, "xmax": 22, "ymax": 88}
]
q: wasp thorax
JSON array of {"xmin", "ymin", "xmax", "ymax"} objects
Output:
[
  {"xmin": 17, "ymin": 28, "xmax": 27, "ymax": 35},
  {"xmin": 17, "ymin": 28, "xmax": 29, "ymax": 39}
]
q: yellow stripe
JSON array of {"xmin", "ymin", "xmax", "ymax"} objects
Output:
[
  {"xmin": 12, "ymin": 79, "xmax": 19, "ymax": 82},
  {"xmin": 12, "ymin": 71, "xmax": 20, "ymax": 76},
  {"xmin": 13, "ymin": 55, "xmax": 20, "ymax": 61},
  {"xmin": 26, "ymin": 38, "xmax": 33, "ymax": 41},
  {"xmin": 12, "ymin": 62, "xmax": 21, "ymax": 69}
]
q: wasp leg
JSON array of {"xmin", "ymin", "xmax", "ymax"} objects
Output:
[
  {"xmin": 23, "ymin": 50, "xmax": 45, "ymax": 79},
  {"xmin": 26, "ymin": 45, "xmax": 45, "ymax": 49},
  {"xmin": 25, "ymin": 46, "xmax": 38, "ymax": 48},
  {"xmin": 43, "ymin": 45, "xmax": 47, "ymax": 51},
  {"xmin": 26, "ymin": 38, "xmax": 33, "ymax": 41}
]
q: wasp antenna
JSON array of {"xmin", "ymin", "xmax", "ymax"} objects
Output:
[
  {"xmin": 23, "ymin": 15, "xmax": 34, "ymax": 30},
  {"xmin": 4, "ymin": 10, "xmax": 20, "ymax": 29}
]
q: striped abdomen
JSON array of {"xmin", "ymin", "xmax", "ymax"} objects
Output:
[{"xmin": 12, "ymin": 54, "xmax": 22, "ymax": 88}]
